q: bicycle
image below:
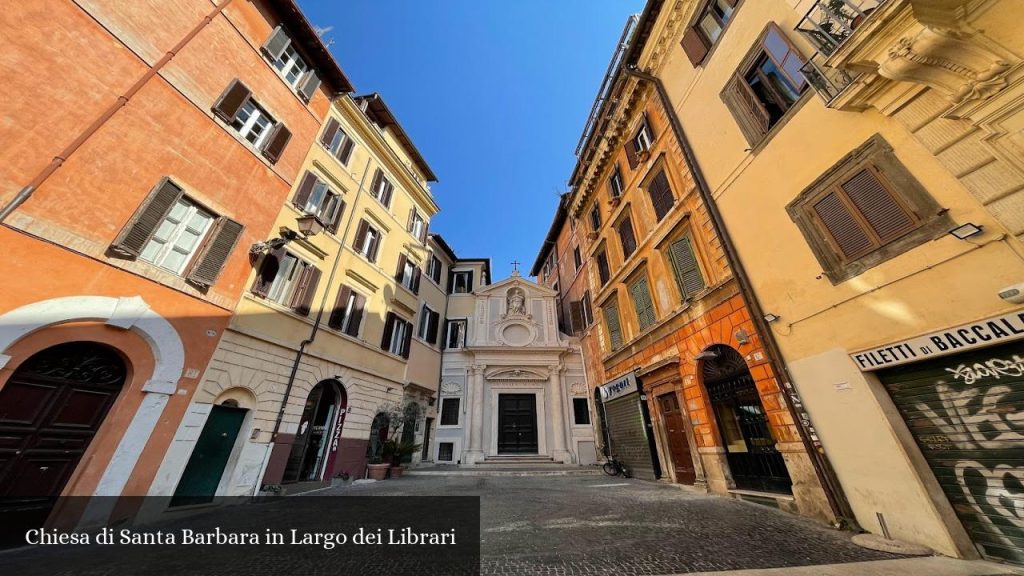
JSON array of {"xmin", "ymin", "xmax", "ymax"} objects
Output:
[{"xmin": 602, "ymin": 456, "xmax": 631, "ymax": 478}]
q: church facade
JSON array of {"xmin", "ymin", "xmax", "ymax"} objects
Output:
[{"xmin": 434, "ymin": 264, "xmax": 597, "ymax": 466}]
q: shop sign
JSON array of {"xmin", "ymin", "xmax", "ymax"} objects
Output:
[
  {"xmin": 851, "ymin": 310, "xmax": 1024, "ymax": 371},
  {"xmin": 599, "ymin": 373, "xmax": 638, "ymax": 401}
]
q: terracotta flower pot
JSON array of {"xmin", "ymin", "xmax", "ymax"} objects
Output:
[
  {"xmin": 366, "ymin": 463, "xmax": 390, "ymax": 481},
  {"xmin": 390, "ymin": 465, "xmax": 404, "ymax": 478}
]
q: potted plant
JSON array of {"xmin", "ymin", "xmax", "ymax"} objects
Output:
[
  {"xmin": 387, "ymin": 440, "xmax": 422, "ymax": 478},
  {"xmin": 375, "ymin": 399, "xmax": 424, "ymax": 478}
]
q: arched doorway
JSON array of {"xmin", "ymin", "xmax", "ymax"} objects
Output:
[
  {"xmin": 170, "ymin": 397, "xmax": 249, "ymax": 507},
  {"xmin": 283, "ymin": 380, "xmax": 346, "ymax": 483},
  {"xmin": 0, "ymin": 342, "xmax": 127, "ymax": 528},
  {"xmin": 701, "ymin": 344, "xmax": 792, "ymax": 494},
  {"xmin": 367, "ymin": 411, "xmax": 390, "ymax": 463}
]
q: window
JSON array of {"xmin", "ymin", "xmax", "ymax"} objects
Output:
[
  {"xmin": 596, "ymin": 251, "xmax": 611, "ymax": 286},
  {"xmin": 251, "ymin": 250, "xmax": 321, "ymax": 316},
  {"xmin": 681, "ymin": 0, "xmax": 738, "ymax": 66},
  {"xmin": 260, "ymin": 25, "xmax": 321, "ymax": 100},
  {"xmin": 603, "ymin": 302, "xmax": 624, "ymax": 351},
  {"xmin": 320, "ymin": 118, "xmax": 355, "ymax": 165},
  {"xmin": 630, "ymin": 275, "xmax": 657, "ymax": 331},
  {"xmin": 445, "ymin": 320, "xmax": 467, "ymax": 349},
  {"xmin": 110, "ymin": 178, "xmax": 243, "ymax": 287},
  {"xmin": 293, "ymin": 172, "xmax": 345, "ymax": 232},
  {"xmin": 589, "ymin": 204, "xmax": 602, "ymax": 231},
  {"xmin": 426, "ymin": 254, "xmax": 444, "ymax": 284},
  {"xmin": 408, "ymin": 208, "xmax": 427, "ymax": 242},
  {"xmin": 353, "ymin": 219, "xmax": 382, "ymax": 263},
  {"xmin": 618, "ymin": 217, "xmax": 637, "ymax": 259},
  {"xmin": 572, "ymin": 398, "xmax": 591, "ymax": 425},
  {"xmin": 573, "ymin": 246, "xmax": 582, "ymax": 271},
  {"xmin": 417, "ymin": 304, "xmax": 441, "ymax": 345},
  {"xmin": 369, "ymin": 169, "xmax": 395, "ymax": 209},
  {"xmin": 212, "ymin": 80, "xmax": 292, "ymax": 164},
  {"xmin": 395, "ymin": 254, "xmax": 421, "ymax": 294},
  {"xmin": 634, "ymin": 122, "xmax": 652, "ymax": 153},
  {"xmin": 381, "ymin": 312, "xmax": 413, "ymax": 358},
  {"xmin": 569, "ymin": 291, "xmax": 595, "ymax": 335},
  {"xmin": 625, "ymin": 116, "xmax": 654, "ymax": 170},
  {"xmin": 439, "ymin": 398, "xmax": 461, "ymax": 426},
  {"xmin": 668, "ymin": 235, "xmax": 706, "ymax": 300},
  {"xmin": 438, "ymin": 442, "xmax": 455, "ymax": 462},
  {"xmin": 787, "ymin": 134, "xmax": 951, "ymax": 284},
  {"xmin": 722, "ymin": 24, "xmax": 808, "ymax": 146},
  {"xmin": 581, "ymin": 291, "xmax": 594, "ymax": 326},
  {"xmin": 646, "ymin": 171, "xmax": 675, "ymax": 222},
  {"xmin": 450, "ymin": 271, "xmax": 473, "ymax": 294},
  {"xmin": 328, "ymin": 285, "xmax": 365, "ymax": 337},
  {"xmin": 608, "ymin": 165, "xmax": 624, "ymax": 199}
]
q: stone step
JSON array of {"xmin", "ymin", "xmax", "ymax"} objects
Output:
[
  {"xmin": 407, "ymin": 466, "xmax": 604, "ymax": 478},
  {"xmin": 482, "ymin": 455, "xmax": 557, "ymax": 463}
]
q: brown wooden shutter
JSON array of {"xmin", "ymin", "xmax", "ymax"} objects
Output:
[
  {"xmin": 338, "ymin": 139, "xmax": 355, "ymax": 165},
  {"xmin": 380, "ymin": 312, "xmax": 396, "ymax": 351},
  {"xmin": 380, "ymin": 180, "xmax": 394, "ymax": 208},
  {"xmin": 401, "ymin": 319, "xmax": 413, "ymax": 359},
  {"xmin": 812, "ymin": 191, "xmax": 874, "ymax": 259},
  {"xmin": 841, "ymin": 168, "xmax": 915, "ymax": 242},
  {"xmin": 395, "ymin": 253, "xmax": 407, "ymax": 282},
  {"xmin": 261, "ymin": 123, "xmax": 291, "ymax": 163},
  {"xmin": 212, "ymin": 79, "xmax": 251, "ymax": 123},
  {"xmin": 669, "ymin": 236, "xmax": 705, "ymax": 299},
  {"xmin": 427, "ymin": 309, "xmax": 440, "ymax": 345},
  {"xmin": 261, "ymin": 25, "xmax": 290, "ymax": 61},
  {"xmin": 643, "ymin": 112, "xmax": 655, "ymax": 140},
  {"xmin": 370, "ymin": 169, "xmax": 383, "ymax": 198},
  {"xmin": 722, "ymin": 74, "xmax": 771, "ymax": 145},
  {"xmin": 681, "ymin": 27, "xmax": 711, "ymax": 67},
  {"xmin": 186, "ymin": 217, "xmax": 244, "ymax": 287},
  {"xmin": 111, "ymin": 178, "xmax": 184, "ymax": 257},
  {"xmin": 412, "ymin": 267, "xmax": 422, "ymax": 295},
  {"xmin": 320, "ymin": 118, "xmax": 340, "ymax": 148},
  {"xmin": 569, "ymin": 301, "xmax": 585, "ymax": 335},
  {"xmin": 329, "ymin": 199, "xmax": 346, "ymax": 233},
  {"xmin": 347, "ymin": 293, "xmax": 365, "ymax": 337},
  {"xmin": 625, "ymin": 139, "xmax": 639, "ymax": 170},
  {"xmin": 597, "ymin": 252, "xmax": 610, "ymax": 285},
  {"xmin": 297, "ymin": 70, "xmax": 321, "ymax": 102},
  {"xmin": 407, "ymin": 208, "xmax": 416, "ymax": 232},
  {"xmin": 292, "ymin": 265, "xmax": 321, "ymax": 316},
  {"xmin": 328, "ymin": 285, "xmax": 352, "ymax": 330},
  {"xmin": 368, "ymin": 231, "xmax": 380, "ymax": 263},
  {"xmin": 353, "ymin": 219, "xmax": 369, "ymax": 252},
  {"xmin": 420, "ymin": 220, "xmax": 429, "ymax": 243},
  {"xmin": 292, "ymin": 172, "xmax": 317, "ymax": 210},
  {"xmin": 619, "ymin": 218, "xmax": 637, "ymax": 257},
  {"xmin": 466, "ymin": 272, "xmax": 474, "ymax": 293},
  {"xmin": 648, "ymin": 171, "xmax": 675, "ymax": 221},
  {"xmin": 251, "ymin": 247, "xmax": 284, "ymax": 297}
]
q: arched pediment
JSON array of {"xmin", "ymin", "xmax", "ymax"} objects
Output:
[{"xmin": 485, "ymin": 367, "xmax": 549, "ymax": 381}]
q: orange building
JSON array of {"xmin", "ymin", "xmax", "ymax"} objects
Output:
[{"xmin": 0, "ymin": 0, "xmax": 350, "ymax": 529}]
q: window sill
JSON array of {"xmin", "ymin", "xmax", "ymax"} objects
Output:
[
  {"xmin": 413, "ymin": 336, "xmax": 441, "ymax": 352},
  {"xmin": 437, "ymin": 425, "xmax": 462, "ymax": 430},
  {"xmin": 243, "ymin": 293, "xmax": 312, "ymax": 324}
]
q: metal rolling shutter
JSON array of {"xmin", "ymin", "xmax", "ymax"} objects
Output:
[
  {"xmin": 878, "ymin": 340, "xmax": 1024, "ymax": 565},
  {"xmin": 604, "ymin": 393, "xmax": 657, "ymax": 481}
]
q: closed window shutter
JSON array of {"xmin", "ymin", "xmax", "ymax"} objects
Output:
[
  {"xmin": 320, "ymin": 118, "xmax": 340, "ymax": 148},
  {"xmin": 395, "ymin": 253, "xmax": 407, "ymax": 282},
  {"xmin": 402, "ymin": 320, "xmax": 413, "ymax": 359},
  {"xmin": 380, "ymin": 312, "xmax": 395, "ymax": 351},
  {"xmin": 261, "ymin": 123, "xmax": 291, "ymax": 164},
  {"xmin": 648, "ymin": 171, "xmax": 675, "ymax": 221},
  {"xmin": 681, "ymin": 26, "xmax": 711, "ymax": 67},
  {"xmin": 625, "ymin": 139, "xmax": 639, "ymax": 170},
  {"xmin": 212, "ymin": 79, "xmax": 251, "ymax": 123},
  {"xmin": 370, "ymin": 169, "xmax": 383, "ymax": 198},
  {"xmin": 597, "ymin": 252, "xmax": 610, "ymax": 285},
  {"xmin": 813, "ymin": 191, "xmax": 874, "ymax": 259},
  {"xmin": 380, "ymin": 181, "xmax": 394, "ymax": 208},
  {"xmin": 353, "ymin": 220, "xmax": 369, "ymax": 253},
  {"xmin": 328, "ymin": 286, "xmax": 352, "ymax": 330},
  {"xmin": 605, "ymin": 304, "xmax": 623, "ymax": 350},
  {"xmin": 630, "ymin": 276, "xmax": 656, "ymax": 330},
  {"xmin": 412, "ymin": 267, "xmax": 422, "ymax": 295},
  {"xmin": 347, "ymin": 293, "xmax": 365, "ymax": 337},
  {"xmin": 329, "ymin": 199, "xmax": 346, "ymax": 234},
  {"xmin": 297, "ymin": 70, "xmax": 321, "ymax": 102},
  {"xmin": 569, "ymin": 301, "xmax": 584, "ymax": 335},
  {"xmin": 427, "ymin": 310, "xmax": 440, "ymax": 345},
  {"xmin": 251, "ymin": 247, "xmax": 284, "ymax": 297},
  {"xmin": 186, "ymin": 217, "xmax": 244, "ymax": 287},
  {"xmin": 841, "ymin": 168, "xmax": 915, "ymax": 242},
  {"xmin": 723, "ymin": 74, "xmax": 770, "ymax": 145},
  {"xmin": 292, "ymin": 172, "xmax": 317, "ymax": 210},
  {"xmin": 291, "ymin": 265, "xmax": 321, "ymax": 316},
  {"xmin": 619, "ymin": 218, "xmax": 637, "ymax": 257},
  {"xmin": 261, "ymin": 25, "xmax": 290, "ymax": 61},
  {"xmin": 338, "ymin": 138, "xmax": 355, "ymax": 165},
  {"xmin": 669, "ymin": 236, "xmax": 706, "ymax": 299},
  {"xmin": 368, "ymin": 232, "xmax": 380, "ymax": 263},
  {"xmin": 111, "ymin": 178, "xmax": 183, "ymax": 257}
]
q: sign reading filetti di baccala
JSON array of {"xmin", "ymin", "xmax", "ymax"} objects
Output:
[{"xmin": 851, "ymin": 309, "xmax": 1024, "ymax": 371}]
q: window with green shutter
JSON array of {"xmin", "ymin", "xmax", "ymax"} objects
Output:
[
  {"xmin": 668, "ymin": 236, "xmax": 706, "ymax": 300},
  {"xmin": 604, "ymin": 302, "xmax": 624, "ymax": 351},
  {"xmin": 629, "ymin": 275, "xmax": 657, "ymax": 330}
]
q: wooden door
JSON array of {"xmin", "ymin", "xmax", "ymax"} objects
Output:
[
  {"xmin": 497, "ymin": 394, "xmax": 538, "ymax": 453},
  {"xmin": 658, "ymin": 392, "xmax": 696, "ymax": 484}
]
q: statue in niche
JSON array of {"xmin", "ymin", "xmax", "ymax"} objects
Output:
[{"xmin": 507, "ymin": 288, "xmax": 527, "ymax": 316}]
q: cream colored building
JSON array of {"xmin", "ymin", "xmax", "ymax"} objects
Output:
[
  {"xmin": 636, "ymin": 0, "xmax": 1024, "ymax": 564},
  {"xmin": 150, "ymin": 92, "xmax": 443, "ymax": 506}
]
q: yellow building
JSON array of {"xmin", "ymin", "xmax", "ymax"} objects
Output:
[
  {"xmin": 637, "ymin": 0, "xmax": 1024, "ymax": 564},
  {"xmin": 149, "ymin": 91, "xmax": 443, "ymax": 505}
]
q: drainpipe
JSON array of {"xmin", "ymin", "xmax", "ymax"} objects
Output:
[
  {"xmin": 0, "ymin": 0, "xmax": 236, "ymax": 223},
  {"xmin": 622, "ymin": 65, "xmax": 855, "ymax": 525},
  {"xmin": 269, "ymin": 153, "xmax": 374, "ymax": 443}
]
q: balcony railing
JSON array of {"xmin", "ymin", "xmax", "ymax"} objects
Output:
[
  {"xmin": 796, "ymin": 0, "xmax": 886, "ymax": 56},
  {"xmin": 800, "ymin": 52, "xmax": 858, "ymax": 102}
]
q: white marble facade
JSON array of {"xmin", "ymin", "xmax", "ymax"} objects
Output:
[{"xmin": 435, "ymin": 272, "xmax": 594, "ymax": 466}]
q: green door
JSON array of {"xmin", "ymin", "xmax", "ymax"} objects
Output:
[{"xmin": 171, "ymin": 405, "xmax": 246, "ymax": 507}]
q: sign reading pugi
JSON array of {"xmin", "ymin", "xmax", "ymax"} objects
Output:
[
  {"xmin": 599, "ymin": 372, "xmax": 638, "ymax": 401},
  {"xmin": 851, "ymin": 310, "xmax": 1024, "ymax": 371}
]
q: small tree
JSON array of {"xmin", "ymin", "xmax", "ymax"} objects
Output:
[{"xmin": 376, "ymin": 399, "xmax": 423, "ymax": 465}]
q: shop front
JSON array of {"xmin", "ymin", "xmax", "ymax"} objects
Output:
[{"xmin": 597, "ymin": 372, "xmax": 661, "ymax": 481}]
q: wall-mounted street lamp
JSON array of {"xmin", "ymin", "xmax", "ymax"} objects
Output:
[
  {"xmin": 948, "ymin": 222, "xmax": 983, "ymax": 240},
  {"xmin": 249, "ymin": 214, "xmax": 325, "ymax": 257}
]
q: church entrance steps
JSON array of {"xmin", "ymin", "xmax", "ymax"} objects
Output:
[
  {"xmin": 482, "ymin": 455, "xmax": 558, "ymax": 464},
  {"xmin": 406, "ymin": 464, "xmax": 603, "ymax": 477}
]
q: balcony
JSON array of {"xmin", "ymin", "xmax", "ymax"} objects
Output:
[{"xmin": 795, "ymin": 0, "xmax": 888, "ymax": 103}]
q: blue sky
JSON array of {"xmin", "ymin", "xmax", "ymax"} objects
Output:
[{"xmin": 298, "ymin": 0, "xmax": 645, "ymax": 280}]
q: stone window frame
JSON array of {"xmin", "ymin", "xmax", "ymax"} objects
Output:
[{"xmin": 786, "ymin": 134, "xmax": 953, "ymax": 285}]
